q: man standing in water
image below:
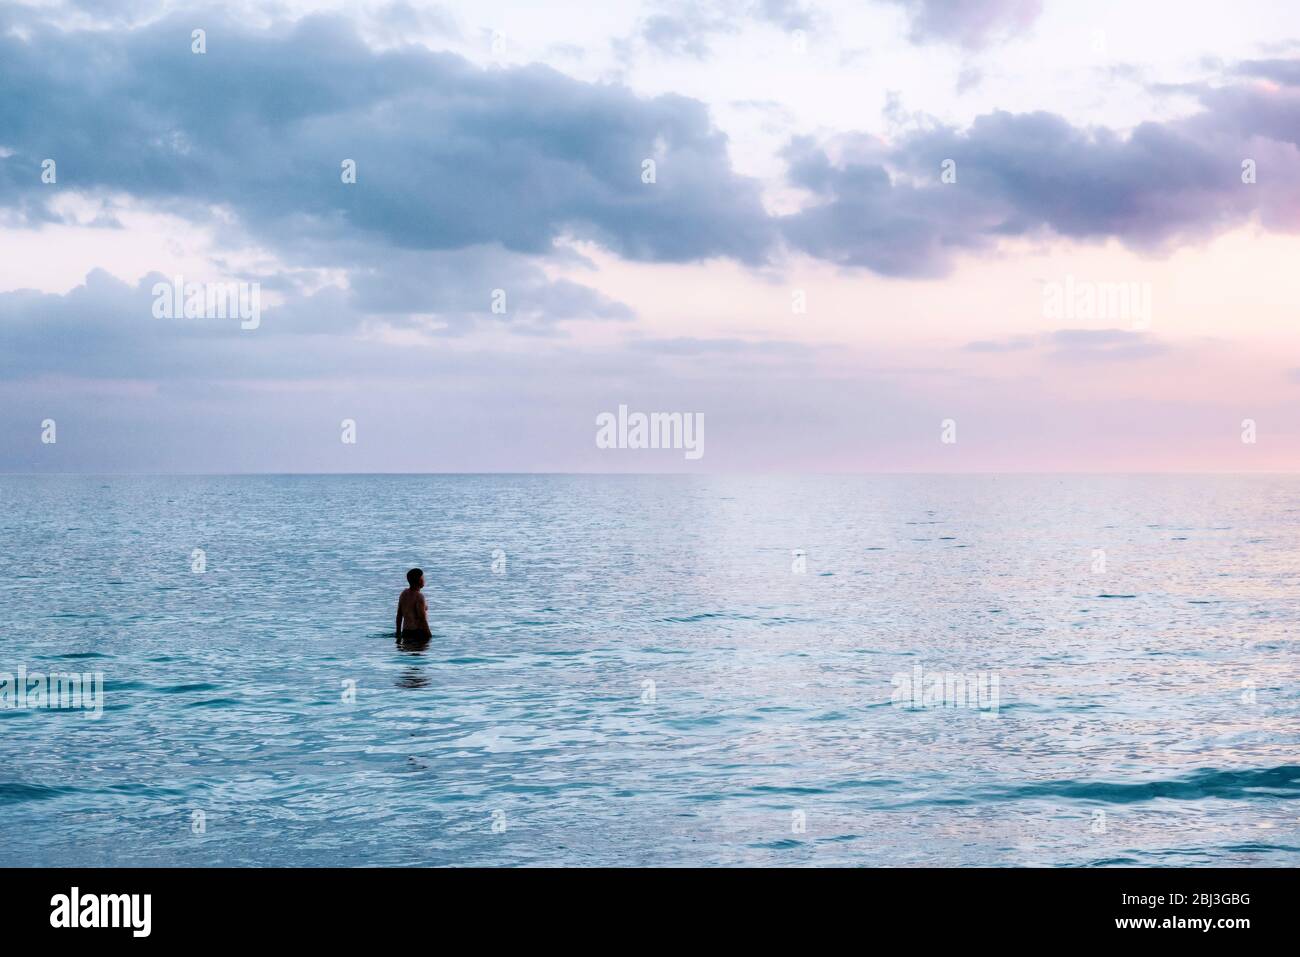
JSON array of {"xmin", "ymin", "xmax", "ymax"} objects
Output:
[{"xmin": 396, "ymin": 568, "xmax": 432, "ymax": 643}]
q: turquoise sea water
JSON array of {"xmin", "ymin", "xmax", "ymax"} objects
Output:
[{"xmin": 0, "ymin": 474, "xmax": 1296, "ymax": 866}]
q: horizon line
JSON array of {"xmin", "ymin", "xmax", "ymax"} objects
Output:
[{"xmin": 3, "ymin": 470, "xmax": 1299, "ymax": 478}]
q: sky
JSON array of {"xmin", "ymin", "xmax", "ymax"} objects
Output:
[{"xmin": 2, "ymin": 0, "xmax": 1300, "ymax": 472}]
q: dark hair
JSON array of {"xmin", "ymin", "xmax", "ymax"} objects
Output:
[{"xmin": 406, "ymin": 568, "xmax": 423, "ymax": 587}]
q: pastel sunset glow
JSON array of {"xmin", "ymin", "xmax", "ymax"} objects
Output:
[{"xmin": 3, "ymin": 0, "xmax": 1300, "ymax": 472}]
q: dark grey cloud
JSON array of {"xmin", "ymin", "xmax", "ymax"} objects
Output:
[
  {"xmin": 0, "ymin": 11, "xmax": 773, "ymax": 266},
  {"xmin": 781, "ymin": 77, "xmax": 1300, "ymax": 275},
  {"xmin": 780, "ymin": 131, "xmax": 997, "ymax": 276},
  {"xmin": 888, "ymin": 0, "xmax": 1042, "ymax": 49}
]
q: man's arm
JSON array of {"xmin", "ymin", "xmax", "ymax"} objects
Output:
[
  {"xmin": 415, "ymin": 594, "xmax": 432, "ymax": 638},
  {"xmin": 395, "ymin": 598, "xmax": 404, "ymax": 640}
]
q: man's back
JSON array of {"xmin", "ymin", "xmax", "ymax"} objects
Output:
[{"xmin": 396, "ymin": 582, "xmax": 430, "ymax": 639}]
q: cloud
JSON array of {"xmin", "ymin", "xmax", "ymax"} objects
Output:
[
  {"xmin": 298, "ymin": 242, "xmax": 636, "ymax": 333},
  {"xmin": 0, "ymin": 259, "xmax": 632, "ymax": 386},
  {"xmin": 1044, "ymin": 329, "xmax": 1169, "ymax": 362},
  {"xmin": 628, "ymin": 335, "xmax": 818, "ymax": 356},
  {"xmin": 0, "ymin": 11, "xmax": 774, "ymax": 269},
  {"xmin": 620, "ymin": 0, "xmax": 820, "ymax": 61},
  {"xmin": 888, "ymin": 0, "xmax": 1042, "ymax": 49},
  {"xmin": 780, "ymin": 77, "xmax": 1300, "ymax": 275},
  {"xmin": 6, "ymin": 9, "xmax": 1299, "ymax": 292},
  {"xmin": 636, "ymin": 4, "xmax": 734, "ymax": 59},
  {"xmin": 751, "ymin": 0, "xmax": 820, "ymax": 31},
  {"xmin": 963, "ymin": 335, "xmax": 1035, "ymax": 353},
  {"xmin": 1234, "ymin": 58, "xmax": 1300, "ymax": 87},
  {"xmin": 0, "ymin": 270, "xmax": 286, "ymax": 382},
  {"xmin": 955, "ymin": 64, "xmax": 984, "ymax": 95},
  {"xmin": 963, "ymin": 330, "xmax": 1170, "ymax": 362}
]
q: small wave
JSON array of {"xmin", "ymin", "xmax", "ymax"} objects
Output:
[
  {"xmin": 101, "ymin": 680, "xmax": 150, "ymax": 691},
  {"xmin": 989, "ymin": 765, "xmax": 1300, "ymax": 804},
  {"xmin": 0, "ymin": 781, "xmax": 73, "ymax": 806},
  {"xmin": 1221, "ymin": 842, "xmax": 1300, "ymax": 853},
  {"xmin": 658, "ymin": 612, "xmax": 756, "ymax": 623}
]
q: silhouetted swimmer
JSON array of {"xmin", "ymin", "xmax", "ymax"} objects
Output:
[{"xmin": 396, "ymin": 567, "xmax": 432, "ymax": 645}]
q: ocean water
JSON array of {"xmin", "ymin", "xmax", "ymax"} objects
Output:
[{"xmin": 0, "ymin": 474, "xmax": 1296, "ymax": 867}]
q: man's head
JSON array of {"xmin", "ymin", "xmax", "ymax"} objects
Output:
[{"xmin": 406, "ymin": 568, "xmax": 424, "ymax": 590}]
